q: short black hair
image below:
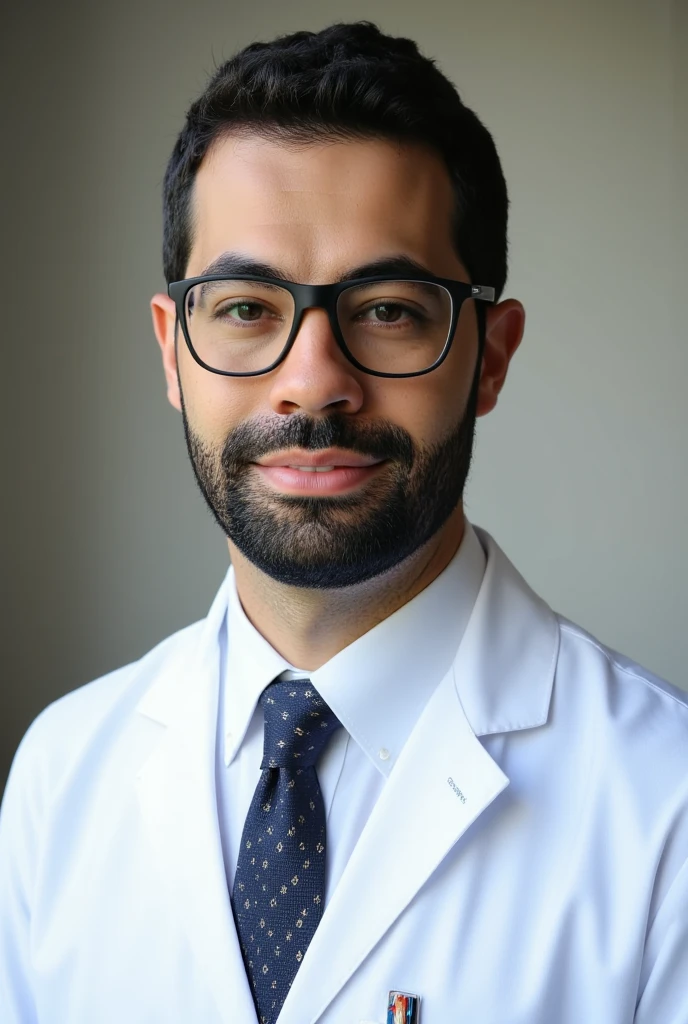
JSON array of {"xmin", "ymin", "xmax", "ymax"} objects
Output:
[{"xmin": 162, "ymin": 21, "xmax": 509, "ymax": 298}]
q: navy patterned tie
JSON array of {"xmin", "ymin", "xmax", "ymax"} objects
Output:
[{"xmin": 231, "ymin": 678, "xmax": 342, "ymax": 1024}]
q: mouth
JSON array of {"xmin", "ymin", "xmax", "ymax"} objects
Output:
[{"xmin": 252, "ymin": 455, "xmax": 387, "ymax": 496}]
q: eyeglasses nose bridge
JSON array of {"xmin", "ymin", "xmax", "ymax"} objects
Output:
[{"xmin": 286, "ymin": 283, "xmax": 344, "ymax": 354}]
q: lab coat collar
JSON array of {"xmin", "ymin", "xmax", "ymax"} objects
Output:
[
  {"xmin": 458, "ymin": 526, "xmax": 559, "ymax": 737},
  {"xmin": 137, "ymin": 524, "xmax": 557, "ymax": 742},
  {"xmin": 134, "ymin": 526, "xmax": 559, "ymax": 1023}
]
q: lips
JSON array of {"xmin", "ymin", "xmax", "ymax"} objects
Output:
[{"xmin": 253, "ymin": 458, "xmax": 386, "ymax": 496}]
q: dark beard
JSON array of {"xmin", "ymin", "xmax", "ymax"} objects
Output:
[{"xmin": 181, "ymin": 374, "xmax": 479, "ymax": 590}]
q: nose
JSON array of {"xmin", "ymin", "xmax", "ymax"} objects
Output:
[{"xmin": 266, "ymin": 307, "xmax": 365, "ymax": 416}]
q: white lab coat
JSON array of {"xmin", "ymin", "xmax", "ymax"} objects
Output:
[{"xmin": 1, "ymin": 527, "xmax": 687, "ymax": 1024}]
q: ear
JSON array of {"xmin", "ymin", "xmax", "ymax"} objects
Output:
[
  {"xmin": 475, "ymin": 298, "xmax": 525, "ymax": 417},
  {"xmin": 151, "ymin": 292, "xmax": 182, "ymax": 412}
]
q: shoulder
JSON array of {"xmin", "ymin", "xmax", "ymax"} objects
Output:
[
  {"xmin": 551, "ymin": 616, "xmax": 688, "ymax": 925},
  {"xmin": 556, "ymin": 612, "xmax": 688, "ymax": 725},
  {"xmin": 2, "ymin": 618, "xmax": 205, "ymax": 809},
  {"xmin": 551, "ymin": 614, "xmax": 688, "ymax": 812}
]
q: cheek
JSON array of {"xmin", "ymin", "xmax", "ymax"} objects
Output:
[
  {"xmin": 177, "ymin": 343, "xmax": 263, "ymax": 445},
  {"xmin": 367, "ymin": 372, "xmax": 470, "ymax": 451},
  {"xmin": 380, "ymin": 316, "xmax": 477, "ymax": 441}
]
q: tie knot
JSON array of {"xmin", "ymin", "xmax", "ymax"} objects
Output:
[{"xmin": 260, "ymin": 679, "xmax": 341, "ymax": 769}]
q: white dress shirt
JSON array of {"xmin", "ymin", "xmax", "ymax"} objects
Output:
[{"xmin": 215, "ymin": 520, "xmax": 486, "ymax": 900}]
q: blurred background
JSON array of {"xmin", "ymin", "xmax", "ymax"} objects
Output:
[{"xmin": 1, "ymin": 0, "xmax": 686, "ymax": 794}]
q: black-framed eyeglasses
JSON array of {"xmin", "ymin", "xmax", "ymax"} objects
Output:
[{"xmin": 168, "ymin": 273, "xmax": 495, "ymax": 379}]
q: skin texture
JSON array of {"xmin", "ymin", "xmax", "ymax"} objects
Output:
[{"xmin": 151, "ymin": 133, "xmax": 524, "ymax": 670}]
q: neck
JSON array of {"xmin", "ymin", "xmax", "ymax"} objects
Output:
[{"xmin": 227, "ymin": 504, "xmax": 466, "ymax": 671}]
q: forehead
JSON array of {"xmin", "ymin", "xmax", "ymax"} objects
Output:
[{"xmin": 187, "ymin": 132, "xmax": 459, "ymax": 281}]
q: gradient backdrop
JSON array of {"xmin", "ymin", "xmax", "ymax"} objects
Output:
[{"xmin": 2, "ymin": 0, "xmax": 687, "ymax": 794}]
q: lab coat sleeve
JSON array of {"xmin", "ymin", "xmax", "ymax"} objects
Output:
[
  {"xmin": 0, "ymin": 719, "xmax": 45, "ymax": 1024},
  {"xmin": 634, "ymin": 857, "xmax": 688, "ymax": 1024}
]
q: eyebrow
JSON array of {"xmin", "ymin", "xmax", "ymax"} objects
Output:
[{"xmin": 197, "ymin": 251, "xmax": 438, "ymax": 283}]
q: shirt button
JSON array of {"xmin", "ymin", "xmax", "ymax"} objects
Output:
[{"xmin": 378, "ymin": 748, "xmax": 390, "ymax": 761}]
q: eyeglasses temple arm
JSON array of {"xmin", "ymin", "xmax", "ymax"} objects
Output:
[{"xmin": 471, "ymin": 285, "xmax": 496, "ymax": 302}]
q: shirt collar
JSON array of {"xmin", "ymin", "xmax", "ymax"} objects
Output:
[{"xmin": 223, "ymin": 520, "xmax": 486, "ymax": 775}]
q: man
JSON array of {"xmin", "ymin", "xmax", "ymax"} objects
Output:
[{"xmin": 1, "ymin": 19, "xmax": 687, "ymax": 1024}]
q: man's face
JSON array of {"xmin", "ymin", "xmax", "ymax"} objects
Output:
[{"xmin": 152, "ymin": 133, "xmax": 522, "ymax": 588}]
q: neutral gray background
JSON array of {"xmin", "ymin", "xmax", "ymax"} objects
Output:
[{"xmin": 2, "ymin": 0, "xmax": 686, "ymax": 795}]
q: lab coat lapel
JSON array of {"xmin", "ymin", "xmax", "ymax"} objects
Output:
[
  {"xmin": 278, "ymin": 667, "xmax": 510, "ymax": 1024},
  {"xmin": 135, "ymin": 577, "xmax": 257, "ymax": 1023}
]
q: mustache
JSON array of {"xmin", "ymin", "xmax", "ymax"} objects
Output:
[{"xmin": 218, "ymin": 413, "xmax": 415, "ymax": 471}]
